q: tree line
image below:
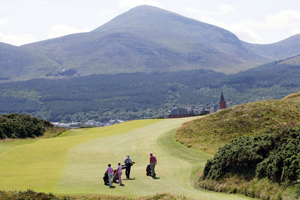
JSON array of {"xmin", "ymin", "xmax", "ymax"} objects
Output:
[{"xmin": 0, "ymin": 63, "xmax": 299, "ymax": 122}]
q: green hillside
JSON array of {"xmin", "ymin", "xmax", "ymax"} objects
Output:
[
  {"xmin": 175, "ymin": 99, "xmax": 300, "ymax": 154},
  {"xmin": 175, "ymin": 92, "xmax": 300, "ymax": 199},
  {"xmin": 0, "ymin": 42, "xmax": 62, "ymax": 81}
]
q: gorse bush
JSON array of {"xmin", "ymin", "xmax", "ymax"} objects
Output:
[
  {"xmin": 202, "ymin": 126, "xmax": 300, "ymax": 183},
  {"xmin": 0, "ymin": 113, "xmax": 53, "ymax": 139}
]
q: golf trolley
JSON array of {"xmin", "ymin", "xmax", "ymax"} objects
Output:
[{"xmin": 103, "ymin": 162, "xmax": 135, "ymax": 185}]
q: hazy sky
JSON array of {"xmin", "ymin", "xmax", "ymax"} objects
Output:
[{"xmin": 1, "ymin": 0, "xmax": 300, "ymax": 46}]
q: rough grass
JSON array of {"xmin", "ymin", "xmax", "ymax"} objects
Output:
[
  {"xmin": 43, "ymin": 126, "xmax": 69, "ymax": 138},
  {"xmin": 175, "ymin": 99, "xmax": 300, "ymax": 154},
  {"xmin": 0, "ymin": 190, "xmax": 195, "ymax": 200},
  {"xmin": 282, "ymin": 90, "xmax": 300, "ymax": 100},
  {"xmin": 175, "ymin": 91, "xmax": 300, "ymax": 200},
  {"xmin": 198, "ymin": 175, "xmax": 300, "ymax": 200}
]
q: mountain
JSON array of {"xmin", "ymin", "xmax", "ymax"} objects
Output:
[
  {"xmin": 242, "ymin": 34, "xmax": 300, "ymax": 60},
  {"xmin": 0, "ymin": 42, "xmax": 62, "ymax": 81},
  {"xmin": 19, "ymin": 5, "xmax": 269, "ymax": 80}
]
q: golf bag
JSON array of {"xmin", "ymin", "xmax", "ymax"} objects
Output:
[
  {"xmin": 146, "ymin": 164, "xmax": 151, "ymax": 176},
  {"xmin": 103, "ymin": 171, "xmax": 109, "ymax": 185}
]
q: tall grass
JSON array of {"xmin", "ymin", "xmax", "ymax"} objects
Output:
[
  {"xmin": 175, "ymin": 100, "xmax": 300, "ymax": 154},
  {"xmin": 175, "ymin": 92, "xmax": 300, "ymax": 200}
]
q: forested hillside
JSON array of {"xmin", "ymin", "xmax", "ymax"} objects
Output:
[{"xmin": 0, "ymin": 59, "xmax": 300, "ymax": 122}]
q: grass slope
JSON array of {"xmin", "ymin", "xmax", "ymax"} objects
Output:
[
  {"xmin": 0, "ymin": 118, "xmax": 253, "ymax": 200},
  {"xmin": 175, "ymin": 92, "xmax": 300, "ymax": 199},
  {"xmin": 175, "ymin": 99, "xmax": 300, "ymax": 154}
]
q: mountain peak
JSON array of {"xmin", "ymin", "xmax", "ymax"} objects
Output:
[
  {"xmin": 92, "ymin": 5, "xmax": 258, "ymax": 61},
  {"xmin": 92, "ymin": 5, "xmax": 184, "ymax": 33}
]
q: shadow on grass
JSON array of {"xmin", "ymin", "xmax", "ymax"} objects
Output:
[
  {"xmin": 152, "ymin": 176, "xmax": 160, "ymax": 180},
  {"xmin": 124, "ymin": 177, "xmax": 136, "ymax": 181}
]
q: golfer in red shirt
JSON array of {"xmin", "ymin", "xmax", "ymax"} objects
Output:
[{"xmin": 149, "ymin": 153, "xmax": 157, "ymax": 177}]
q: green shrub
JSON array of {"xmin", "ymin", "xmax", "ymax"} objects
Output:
[
  {"xmin": 202, "ymin": 126, "xmax": 300, "ymax": 184},
  {"xmin": 0, "ymin": 113, "xmax": 52, "ymax": 139}
]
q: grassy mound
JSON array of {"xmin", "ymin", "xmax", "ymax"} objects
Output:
[
  {"xmin": 175, "ymin": 92, "xmax": 300, "ymax": 199},
  {"xmin": 175, "ymin": 99, "xmax": 300, "ymax": 154},
  {"xmin": 282, "ymin": 91, "xmax": 300, "ymax": 100}
]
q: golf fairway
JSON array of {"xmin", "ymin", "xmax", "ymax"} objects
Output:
[{"xmin": 0, "ymin": 118, "xmax": 254, "ymax": 200}]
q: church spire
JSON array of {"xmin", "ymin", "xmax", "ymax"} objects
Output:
[
  {"xmin": 220, "ymin": 91, "xmax": 226, "ymax": 102},
  {"xmin": 219, "ymin": 91, "xmax": 226, "ymax": 109}
]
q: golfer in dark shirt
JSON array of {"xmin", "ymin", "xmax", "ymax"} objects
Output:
[{"xmin": 124, "ymin": 154, "xmax": 132, "ymax": 179}]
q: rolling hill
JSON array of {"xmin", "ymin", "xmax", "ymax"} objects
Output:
[
  {"xmin": 2, "ymin": 6, "xmax": 300, "ymax": 81},
  {"xmin": 0, "ymin": 42, "xmax": 62, "ymax": 81},
  {"xmin": 175, "ymin": 91, "xmax": 300, "ymax": 199},
  {"xmin": 19, "ymin": 5, "xmax": 269, "ymax": 79},
  {"xmin": 242, "ymin": 33, "xmax": 300, "ymax": 59}
]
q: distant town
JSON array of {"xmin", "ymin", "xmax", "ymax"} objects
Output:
[
  {"xmin": 52, "ymin": 92, "xmax": 226, "ymax": 127},
  {"xmin": 52, "ymin": 119, "xmax": 125, "ymax": 128}
]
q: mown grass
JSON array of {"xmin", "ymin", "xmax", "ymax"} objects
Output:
[
  {"xmin": 0, "ymin": 117, "xmax": 253, "ymax": 200},
  {"xmin": 175, "ymin": 91, "xmax": 300, "ymax": 200},
  {"xmin": 0, "ymin": 120, "xmax": 158, "ymax": 192}
]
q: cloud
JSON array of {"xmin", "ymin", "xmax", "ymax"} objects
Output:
[
  {"xmin": 0, "ymin": 18, "xmax": 9, "ymax": 28},
  {"xmin": 226, "ymin": 24, "xmax": 265, "ymax": 44},
  {"xmin": 47, "ymin": 25, "xmax": 91, "ymax": 39},
  {"xmin": 266, "ymin": 10, "xmax": 300, "ymax": 29},
  {"xmin": 118, "ymin": 0, "xmax": 163, "ymax": 9},
  {"xmin": 291, "ymin": 28, "xmax": 300, "ymax": 36},
  {"xmin": 185, "ymin": 4, "xmax": 235, "ymax": 17},
  {"xmin": 0, "ymin": 32, "xmax": 37, "ymax": 46},
  {"xmin": 98, "ymin": 9, "xmax": 115, "ymax": 18},
  {"xmin": 217, "ymin": 4, "xmax": 235, "ymax": 15},
  {"xmin": 184, "ymin": 6, "xmax": 300, "ymax": 43}
]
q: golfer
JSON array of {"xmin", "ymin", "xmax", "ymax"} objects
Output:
[
  {"xmin": 117, "ymin": 162, "xmax": 123, "ymax": 185},
  {"xmin": 150, "ymin": 153, "xmax": 157, "ymax": 177},
  {"xmin": 107, "ymin": 164, "xmax": 114, "ymax": 186},
  {"xmin": 124, "ymin": 154, "xmax": 132, "ymax": 179}
]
